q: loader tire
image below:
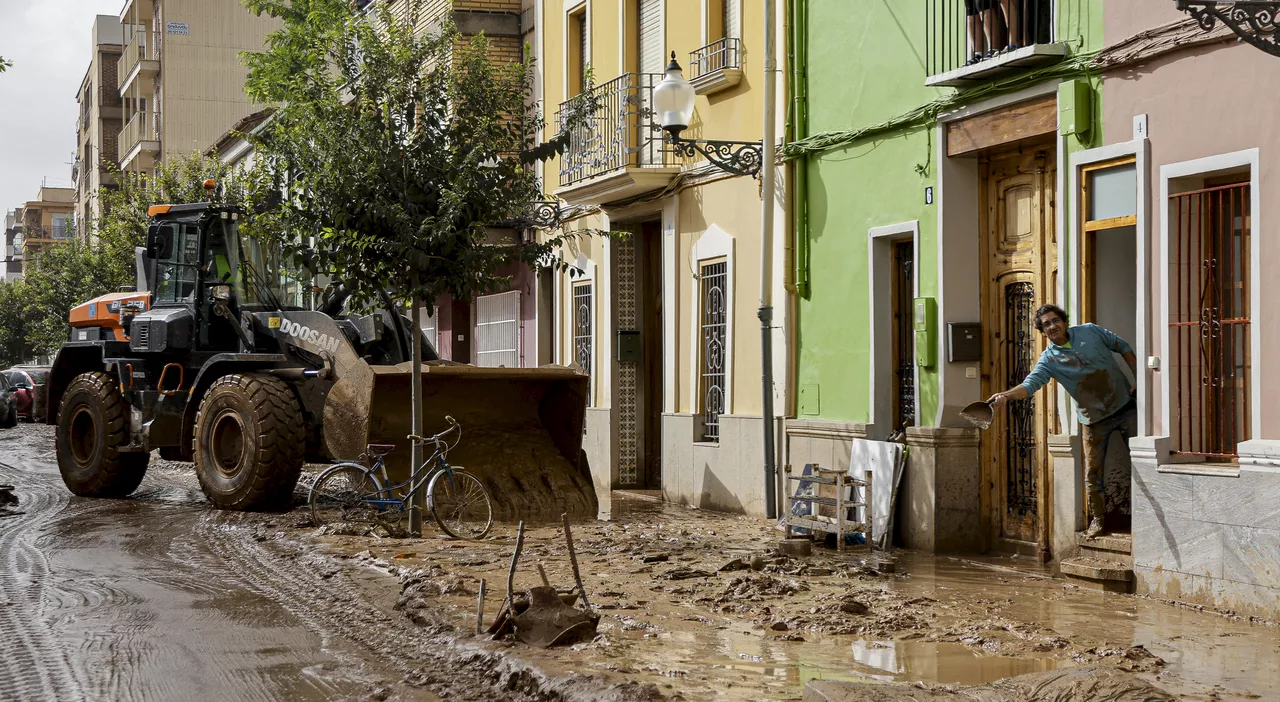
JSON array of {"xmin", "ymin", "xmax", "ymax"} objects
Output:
[
  {"xmin": 193, "ymin": 373, "xmax": 305, "ymax": 511},
  {"xmin": 55, "ymin": 371, "xmax": 149, "ymax": 497}
]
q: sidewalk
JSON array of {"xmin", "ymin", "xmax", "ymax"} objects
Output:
[{"xmin": 303, "ymin": 492, "xmax": 1278, "ymax": 701}]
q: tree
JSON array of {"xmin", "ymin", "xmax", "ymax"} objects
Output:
[
  {"xmin": 0, "ymin": 56, "xmax": 11, "ymax": 73},
  {"xmin": 18, "ymin": 240, "xmax": 122, "ymax": 355},
  {"xmin": 0, "ymin": 279, "xmax": 34, "ymax": 366},
  {"xmin": 240, "ymin": 0, "xmax": 593, "ymax": 311}
]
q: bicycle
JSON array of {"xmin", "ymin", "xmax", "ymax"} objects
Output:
[{"xmin": 308, "ymin": 415, "xmax": 494, "ymax": 539}]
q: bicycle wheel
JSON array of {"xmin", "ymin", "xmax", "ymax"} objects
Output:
[
  {"xmin": 309, "ymin": 464, "xmax": 386, "ymax": 531},
  {"xmin": 428, "ymin": 469, "xmax": 493, "ymax": 539}
]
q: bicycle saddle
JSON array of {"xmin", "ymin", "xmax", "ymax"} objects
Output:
[{"xmin": 365, "ymin": 443, "xmax": 397, "ymax": 456}]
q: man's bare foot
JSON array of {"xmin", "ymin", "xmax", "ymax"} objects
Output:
[{"xmin": 1084, "ymin": 517, "xmax": 1105, "ymax": 538}]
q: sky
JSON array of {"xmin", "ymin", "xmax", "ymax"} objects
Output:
[{"xmin": 0, "ymin": 0, "xmax": 125, "ymax": 216}]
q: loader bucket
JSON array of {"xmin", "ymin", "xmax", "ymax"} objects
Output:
[{"xmin": 323, "ymin": 363, "xmax": 595, "ymax": 522}]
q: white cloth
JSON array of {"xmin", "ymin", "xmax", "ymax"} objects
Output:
[{"xmin": 848, "ymin": 439, "xmax": 905, "ymax": 549}]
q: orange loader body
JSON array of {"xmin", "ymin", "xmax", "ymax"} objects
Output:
[{"xmin": 69, "ymin": 292, "xmax": 150, "ymax": 343}]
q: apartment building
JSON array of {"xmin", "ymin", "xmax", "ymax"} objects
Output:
[
  {"xmin": 115, "ymin": 0, "xmax": 278, "ymax": 174},
  {"xmin": 537, "ymin": 0, "xmax": 789, "ymax": 517},
  {"xmin": 73, "ymin": 16, "xmax": 126, "ymax": 238},
  {"xmin": 17, "ymin": 187, "xmax": 76, "ymax": 267}
]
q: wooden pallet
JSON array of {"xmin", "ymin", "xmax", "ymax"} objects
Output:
[{"xmin": 783, "ymin": 464, "xmax": 872, "ymax": 552}]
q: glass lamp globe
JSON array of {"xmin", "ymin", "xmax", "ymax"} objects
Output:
[{"xmin": 653, "ymin": 51, "xmax": 696, "ymax": 136}]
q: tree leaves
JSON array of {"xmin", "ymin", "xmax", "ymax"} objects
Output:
[{"xmin": 241, "ymin": 0, "xmax": 598, "ymax": 311}]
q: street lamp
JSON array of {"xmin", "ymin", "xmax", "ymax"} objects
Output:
[{"xmin": 652, "ymin": 52, "xmax": 764, "ymax": 178}]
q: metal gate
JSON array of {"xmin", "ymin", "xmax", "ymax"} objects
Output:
[
  {"xmin": 1004, "ymin": 281, "xmax": 1037, "ymax": 517},
  {"xmin": 1170, "ymin": 182, "xmax": 1251, "ymax": 458},
  {"xmin": 893, "ymin": 241, "xmax": 915, "ymax": 430},
  {"xmin": 474, "ymin": 291, "xmax": 521, "ymax": 368}
]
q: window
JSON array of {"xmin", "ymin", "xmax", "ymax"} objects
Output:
[
  {"xmin": 892, "ymin": 241, "xmax": 915, "ymax": 431},
  {"xmin": 568, "ymin": 9, "xmax": 587, "ymax": 96},
  {"xmin": 699, "ymin": 260, "xmax": 727, "ymax": 442},
  {"xmin": 418, "ymin": 306, "xmax": 438, "ymax": 356},
  {"xmin": 154, "ymin": 222, "xmax": 201, "ymax": 304},
  {"xmin": 475, "ymin": 291, "xmax": 521, "ymax": 368},
  {"xmin": 1081, "ymin": 158, "xmax": 1138, "ymax": 324},
  {"xmin": 572, "ymin": 281, "xmax": 593, "ymax": 404},
  {"xmin": 51, "ymin": 214, "xmax": 69, "ymax": 240},
  {"xmin": 1169, "ymin": 179, "xmax": 1251, "ymax": 458}
]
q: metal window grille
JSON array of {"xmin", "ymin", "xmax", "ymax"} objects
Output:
[
  {"xmin": 893, "ymin": 242, "xmax": 916, "ymax": 430},
  {"xmin": 475, "ymin": 291, "xmax": 522, "ymax": 368},
  {"xmin": 1004, "ymin": 281, "xmax": 1038, "ymax": 517},
  {"xmin": 573, "ymin": 282, "xmax": 593, "ymax": 395},
  {"xmin": 1170, "ymin": 182, "xmax": 1251, "ymax": 458},
  {"xmin": 700, "ymin": 261, "xmax": 728, "ymax": 442},
  {"xmin": 925, "ymin": 0, "xmax": 1054, "ymax": 77}
]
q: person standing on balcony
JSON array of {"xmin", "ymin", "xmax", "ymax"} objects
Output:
[
  {"xmin": 987, "ymin": 304, "xmax": 1139, "ymax": 538},
  {"xmin": 965, "ymin": 0, "xmax": 1000, "ymax": 65}
]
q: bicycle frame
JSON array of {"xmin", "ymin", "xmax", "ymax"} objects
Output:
[{"xmin": 361, "ymin": 433, "xmax": 462, "ymax": 515}]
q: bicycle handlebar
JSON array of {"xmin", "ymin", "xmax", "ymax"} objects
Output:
[{"xmin": 407, "ymin": 416, "xmax": 461, "ymax": 445}]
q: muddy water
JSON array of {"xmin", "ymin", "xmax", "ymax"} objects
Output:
[{"xmin": 348, "ymin": 492, "xmax": 1280, "ymax": 701}]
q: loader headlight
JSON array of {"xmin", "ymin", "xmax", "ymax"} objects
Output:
[{"xmin": 211, "ymin": 285, "xmax": 232, "ymax": 301}]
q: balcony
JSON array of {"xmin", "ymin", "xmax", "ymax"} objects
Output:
[
  {"xmin": 690, "ymin": 37, "xmax": 743, "ymax": 96},
  {"xmin": 118, "ymin": 0, "xmax": 155, "ymax": 24},
  {"xmin": 555, "ymin": 73, "xmax": 681, "ymax": 206},
  {"xmin": 924, "ymin": 0, "xmax": 1066, "ymax": 88},
  {"xmin": 118, "ymin": 110, "xmax": 160, "ymax": 171},
  {"xmin": 99, "ymin": 85, "xmax": 123, "ymax": 119},
  {"xmin": 118, "ymin": 30, "xmax": 159, "ymax": 94}
]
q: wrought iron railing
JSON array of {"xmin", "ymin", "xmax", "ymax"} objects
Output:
[
  {"xmin": 700, "ymin": 260, "xmax": 728, "ymax": 443},
  {"xmin": 118, "ymin": 30, "xmax": 156, "ymax": 90},
  {"xmin": 118, "ymin": 110, "xmax": 154, "ymax": 163},
  {"xmin": 691, "ymin": 37, "xmax": 742, "ymax": 78},
  {"xmin": 557, "ymin": 73, "xmax": 673, "ymax": 187},
  {"xmin": 925, "ymin": 0, "xmax": 1054, "ymax": 77}
]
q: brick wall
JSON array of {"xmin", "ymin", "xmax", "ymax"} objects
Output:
[{"xmin": 456, "ymin": 0, "xmax": 521, "ymax": 12}]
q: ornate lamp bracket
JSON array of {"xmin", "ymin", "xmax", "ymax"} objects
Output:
[
  {"xmin": 667, "ymin": 134, "xmax": 764, "ymax": 178},
  {"xmin": 1177, "ymin": 0, "xmax": 1280, "ymax": 57}
]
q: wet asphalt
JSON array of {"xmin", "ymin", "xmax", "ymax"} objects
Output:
[{"xmin": 0, "ymin": 423, "xmax": 434, "ymax": 702}]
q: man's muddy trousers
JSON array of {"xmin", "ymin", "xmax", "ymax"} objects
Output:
[{"xmin": 1079, "ymin": 399, "xmax": 1138, "ymax": 524}]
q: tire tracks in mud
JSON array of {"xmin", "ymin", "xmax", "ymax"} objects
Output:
[
  {"xmin": 0, "ymin": 457, "xmax": 88, "ymax": 700},
  {"xmin": 196, "ymin": 510, "xmax": 665, "ymax": 702}
]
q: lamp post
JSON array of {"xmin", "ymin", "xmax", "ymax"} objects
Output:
[{"xmin": 651, "ymin": 32, "xmax": 781, "ymax": 520}]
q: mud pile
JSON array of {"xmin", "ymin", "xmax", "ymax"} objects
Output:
[{"xmin": 804, "ymin": 665, "xmax": 1175, "ymax": 701}]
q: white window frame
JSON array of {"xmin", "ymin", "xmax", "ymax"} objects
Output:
[
  {"xmin": 867, "ymin": 221, "xmax": 920, "ymax": 438},
  {"xmin": 418, "ymin": 305, "xmax": 439, "ymax": 355},
  {"xmin": 1068, "ymin": 137, "xmax": 1151, "ymax": 436},
  {"xmin": 563, "ymin": 0, "xmax": 589, "ymax": 105},
  {"xmin": 1159, "ymin": 148, "xmax": 1261, "ymax": 449},
  {"xmin": 688, "ymin": 224, "xmax": 734, "ymax": 426}
]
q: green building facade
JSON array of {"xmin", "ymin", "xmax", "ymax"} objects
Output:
[{"xmin": 784, "ymin": 0, "xmax": 1104, "ymax": 558}]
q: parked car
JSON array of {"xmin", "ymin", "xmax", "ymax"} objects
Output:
[
  {"xmin": 2, "ymin": 367, "xmax": 50, "ymax": 422},
  {"xmin": 0, "ymin": 374, "xmax": 17, "ymax": 429}
]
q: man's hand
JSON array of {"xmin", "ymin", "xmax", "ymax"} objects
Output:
[{"xmin": 988, "ymin": 392, "xmax": 1008, "ymax": 410}]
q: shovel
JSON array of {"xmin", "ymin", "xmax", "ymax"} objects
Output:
[{"xmin": 960, "ymin": 400, "xmax": 995, "ymax": 430}]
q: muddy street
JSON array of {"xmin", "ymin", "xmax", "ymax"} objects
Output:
[
  {"xmin": 2, "ymin": 421, "xmax": 1279, "ymax": 701},
  {"xmin": 0, "ymin": 423, "xmax": 651, "ymax": 702}
]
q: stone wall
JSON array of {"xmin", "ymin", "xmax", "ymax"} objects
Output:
[
  {"xmin": 1130, "ymin": 436, "xmax": 1280, "ymax": 618},
  {"xmin": 663, "ymin": 413, "xmax": 782, "ymax": 518}
]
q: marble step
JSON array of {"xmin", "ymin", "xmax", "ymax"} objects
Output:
[
  {"xmin": 1076, "ymin": 532, "xmax": 1132, "ymax": 557},
  {"xmin": 1060, "ymin": 556, "xmax": 1133, "ymax": 594}
]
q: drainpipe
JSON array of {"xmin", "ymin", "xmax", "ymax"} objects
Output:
[
  {"xmin": 790, "ymin": 0, "xmax": 809, "ymax": 300},
  {"xmin": 760, "ymin": 0, "xmax": 779, "ymax": 520}
]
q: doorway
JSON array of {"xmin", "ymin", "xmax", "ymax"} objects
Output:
[
  {"xmin": 615, "ymin": 219, "xmax": 664, "ymax": 489},
  {"xmin": 979, "ymin": 143, "xmax": 1058, "ymax": 551},
  {"xmin": 451, "ymin": 298, "xmax": 472, "ymax": 363},
  {"xmin": 1081, "ymin": 156, "xmax": 1139, "ymax": 532}
]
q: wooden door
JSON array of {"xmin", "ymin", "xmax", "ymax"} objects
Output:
[
  {"xmin": 451, "ymin": 298, "xmax": 472, "ymax": 363},
  {"xmin": 641, "ymin": 222, "xmax": 664, "ymax": 488},
  {"xmin": 980, "ymin": 145, "xmax": 1057, "ymax": 550}
]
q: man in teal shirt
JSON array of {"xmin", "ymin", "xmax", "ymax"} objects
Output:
[{"xmin": 989, "ymin": 304, "xmax": 1138, "ymax": 537}]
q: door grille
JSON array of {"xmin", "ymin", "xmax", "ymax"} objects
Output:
[{"xmin": 1004, "ymin": 281, "xmax": 1037, "ymax": 517}]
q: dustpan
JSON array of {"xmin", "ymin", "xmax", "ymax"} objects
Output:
[{"xmin": 959, "ymin": 400, "xmax": 995, "ymax": 429}]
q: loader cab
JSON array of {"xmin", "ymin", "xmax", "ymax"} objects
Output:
[{"xmin": 144, "ymin": 204, "xmax": 279, "ymax": 353}]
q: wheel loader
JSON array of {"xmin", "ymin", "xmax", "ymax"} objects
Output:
[{"xmin": 46, "ymin": 199, "xmax": 596, "ymax": 519}]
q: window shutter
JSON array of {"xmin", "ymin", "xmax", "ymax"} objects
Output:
[
  {"xmin": 474, "ymin": 291, "xmax": 522, "ymax": 368},
  {"xmin": 723, "ymin": 0, "xmax": 740, "ymax": 40},
  {"xmin": 639, "ymin": 0, "xmax": 663, "ymax": 74},
  {"xmin": 418, "ymin": 306, "xmax": 438, "ymax": 355}
]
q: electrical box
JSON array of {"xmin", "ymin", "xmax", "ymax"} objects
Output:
[
  {"xmin": 913, "ymin": 297, "xmax": 936, "ymax": 368},
  {"xmin": 616, "ymin": 330, "xmax": 641, "ymax": 362},
  {"xmin": 1059, "ymin": 79, "xmax": 1092, "ymax": 137},
  {"xmin": 947, "ymin": 322, "xmax": 982, "ymax": 363}
]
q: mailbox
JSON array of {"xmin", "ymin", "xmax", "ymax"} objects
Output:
[
  {"xmin": 616, "ymin": 330, "xmax": 641, "ymax": 362},
  {"xmin": 947, "ymin": 322, "xmax": 982, "ymax": 363}
]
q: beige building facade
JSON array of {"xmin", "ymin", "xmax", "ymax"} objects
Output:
[
  {"xmin": 537, "ymin": 0, "xmax": 789, "ymax": 517},
  {"xmin": 74, "ymin": 15, "xmax": 126, "ymax": 239},
  {"xmin": 116, "ymin": 0, "xmax": 278, "ymax": 173},
  {"xmin": 17, "ymin": 187, "xmax": 76, "ymax": 267}
]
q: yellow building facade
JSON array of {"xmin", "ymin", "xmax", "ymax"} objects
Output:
[{"xmin": 536, "ymin": 0, "xmax": 789, "ymax": 516}]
